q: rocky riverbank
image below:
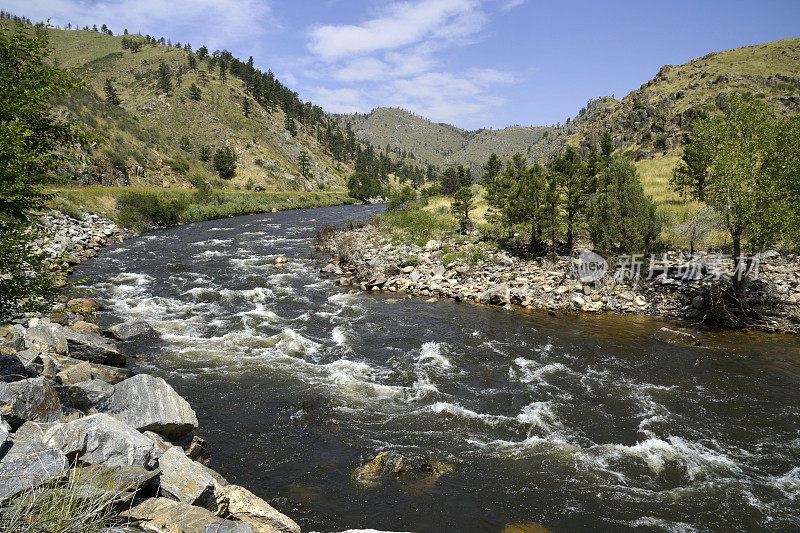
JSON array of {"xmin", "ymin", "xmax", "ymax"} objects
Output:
[
  {"xmin": 320, "ymin": 224, "xmax": 800, "ymax": 335},
  {"xmin": 0, "ymin": 303, "xmax": 302, "ymax": 532}
]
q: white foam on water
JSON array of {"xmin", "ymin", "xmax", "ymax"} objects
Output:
[
  {"xmin": 235, "ymin": 304, "xmax": 281, "ymax": 322},
  {"xmin": 193, "ymin": 250, "xmax": 226, "ymax": 259},
  {"xmin": 427, "ymin": 402, "xmax": 513, "ymax": 427},
  {"xmin": 516, "ymin": 401, "xmax": 562, "ymax": 432},
  {"xmin": 768, "ymin": 467, "xmax": 800, "ymax": 500},
  {"xmin": 332, "ymin": 326, "xmax": 348, "ymax": 347},
  {"xmin": 270, "ymin": 328, "xmax": 321, "ymax": 357},
  {"xmin": 417, "ymin": 342, "xmax": 452, "ymax": 368},
  {"xmin": 628, "ymin": 517, "xmax": 698, "ymax": 532},
  {"xmin": 110, "ymin": 272, "xmax": 153, "ymax": 285},
  {"xmin": 510, "ymin": 357, "xmax": 570, "ymax": 384}
]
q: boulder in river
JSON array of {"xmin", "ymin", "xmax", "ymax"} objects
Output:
[
  {"xmin": 214, "ymin": 484, "xmax": 301, "ymax": 533},
  {"xmin": 351, "ymin": 450, "xmax": 454, "ymax": 489},
  {"xmin": 96, "ymin": 373, "xmax": 198, "ymax": 439},
  {"xmin": 66, "ymin": 298, "xmax": 104, "ymax": 314},
  {"xmin": 0, "ymin": 352, "xmax": 35, "ymax": 383},
  {"xmin": 108, "ymin": 320, "xmax": 158, "ymax": 341},
  {"xmin": 650, "ymin": 326, "xmax": 701, "ymax": 346},
  {"xmin": 62, "ymin": 329, "xmax": 126, "ymax": 366},
  {"xmin": 23, "ymin": 322, "xmax": 68, "ymax": 355},
  {"xmin": 0, "ymin": 376, "xmax": 62, "ymax": 429}
]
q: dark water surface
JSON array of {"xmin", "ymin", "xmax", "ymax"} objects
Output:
[{"xmin": 71, "ymin": 205, "xmax": 800, "ymax": 532}]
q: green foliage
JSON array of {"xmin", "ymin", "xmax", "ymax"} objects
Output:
[
  {"xmin": 440, "ymin": 165, "xmax": 471, "ymax": 196},
  {"xmin": 677, "ymin": 93, "xmax": 800, "ymax": 291},
  {"xmin": 284, "ymin": 114, "xmax": 297, "ymax": 137},
  {"xmin": 586, "ymin": 158, "xmax": 660, "ymax": 254},
  {"xmin": 242, "ymin": 97, "xmax": 251, "ymax": 117},
  {"xmin": 198, "ymin": 144, "xmax": 211, "ymax": 162},
  {"xmin": 347, "ymin": 171, "xmax": 381, "ymax": 201},
  {"xmin": 482, "ymin": 152, "xmax": 506, "ymax": 225},
  {"xmin": 0, "ymin": 22, "xmax": 90, "ymax": 219},
  {"xmin": 0, "ymin": 220, "xmax": 62, "ymax": 323},
  {"xmin": 504, "ymin": 157, "xmax": 547, "ymax": 254},
  {"xmin": 670, "ymin": 132, "xmax": 710, "ymax": 200},
  {"xmin": 188, "ymin": 82, "xmax": 201, "ymax": 101},
  {"xmin": 549, "ymin": 145, "xmax": 587, "ymax": 250},
  {"xmin": 116, "ymin": 191, "xmax": 186, "ymax": 228},
  {"xmin": 102, "ymin": 78, "xmax": 120, "ymax": 106},
  {"xmin": 297, "ymin": 150, "xmax": 311, "ymax": 178},
  {"xmin": 156, "ymin": 59, "xmax": 171, "ymax": 95},
  {"xmin": 600, "ymin": 131, "xmax": 614, "ymax": 157},
  {"xmin": 451, "ymin": 186, "xmax": 474, "ymax": 234},
  {"xmin": 387, "ymin": 185, "xmax": 417, "ymax": 211},
  {"xmin": 378, "ymin": 207, "xmax": 454, "ymax": 246},
  {"xmin": 212, "ymin": 147, "xmax": 237, "ymax": 179}
]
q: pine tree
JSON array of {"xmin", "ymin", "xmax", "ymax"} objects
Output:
[
  {"xmin": 213, "ymin": 147, "xmax": 237, "ymax": 179},
  {"xmin": 504, "ymin": 155, "xmax": 547, "ymax": 255},
  {"xmin": 187, "ymin": 54, "xmax": 197, "ymax": 70},
  {"xmin": 297, "ymin": 150, "xmax": 311, "ymax": 178},
  {"xmin": 242, "ymin": 97, "xmax": 251, "ymax": 117},
  {"xmin": 482, "ymin": 153, "xmax": 505, "ymax": 225},
  {"xmin": 284, "ymin": 114, "xmax": 297, "ymax": 137},
  {"xmin": 219, "ymin": 60, "xmax": 227, "ymax": 83},
  {"xmin": 600, "ymin": 131, "xmax": 614, "ymax": 158},
  {"xmin": 549, "ymin": 145, "xmax": 586, "ymax": 251},
  {"xmin": 188, "ymin": 83, "xmax": 201, "ymax": 101},
  {"xmin": 156, "ymin": 60, "xmax": 172, "ymax": 95},
  {"xmin": 451, "ymin": 186, "xmax": 474, "ymax": 234},
  {"xmin": 103, "ymin": 78, "xmax": 120, "ymax": 106}
]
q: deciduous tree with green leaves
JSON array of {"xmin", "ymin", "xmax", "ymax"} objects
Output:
[
  {"xmin": 1, "ymin": 22, "xmax": 90, "ymax": 320},
  {"xmin": 673, "ymin": 93, "xmax": 800, "ymax": 294}
]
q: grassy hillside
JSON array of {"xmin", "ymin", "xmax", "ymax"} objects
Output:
[
  {"xmin": 338, "ymin": 107, "xmax": 562, "ymax": 172},
  {"xmin": 40, "ymin": 26, "xmax": 352, "ymax": 192}
]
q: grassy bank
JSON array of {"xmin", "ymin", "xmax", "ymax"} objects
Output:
[{"xmin": 48, "ymin": 186, "xmax": 355, "ymax": 229}]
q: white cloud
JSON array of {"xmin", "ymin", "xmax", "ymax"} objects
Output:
[
  {"xmin": 501, "ymin": 0, "xmax": 527, "ymax": 12},
  {"xmin": 7, "ymin": 0, "xmax": 275, "ymax": 51},
  {"xmin": 306, "ymin": 87, "xmax": 370, "ymax": 114},
  {"xmin": 334, "ymin": 57, "xmax": 388, "ymax": 82},
  {"xmin": 307, "ymin": 0, "xmax": 481, "ymax": 60}
]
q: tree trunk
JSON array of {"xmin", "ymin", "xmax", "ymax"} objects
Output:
[
  {"xmin": 731, "ymin": 232, "xmax": 746, "ymax": 296},
  {"xmin": 567, "ymin": 212, "xmax": 574, "ymax": 252}
]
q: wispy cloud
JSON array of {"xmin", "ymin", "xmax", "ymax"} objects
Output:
[
  {"xmin": 303, "ymin": 0, "xmax": 520, "ymax": 126},
  {"xmin": 7, "ymin": 0, "xmax": 275, "ymax": 51},
  {"xmin": 501, "ymin": 0, "xmax": 527, "ymax": 12}
]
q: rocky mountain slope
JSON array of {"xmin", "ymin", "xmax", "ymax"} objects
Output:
[
  {"xmin": 340, "ymin": 38, "xmax": 800, "ymax": 171},
  {"xmin": 43, "ymin": 27, "xmax": 352, "ymax": 191}
]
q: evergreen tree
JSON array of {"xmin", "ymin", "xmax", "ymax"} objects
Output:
[
  {"xmin": 600, "ymin": 131, "xmax": 614, "ymax": 158},
  {"xmin": 156, "ymin": 60, "xmax": 172, "ymax": 94},
  {"xmin": 347, "ymin": 172, "xmax": 381, "ymax": 201},
  {"xmin": 213, "ymin": 147, "xmax": 237, "ymax": 179},
  {"xmin": 482, "ymin": 152, "xmax": 506, "ymax": 225},
  {"xmin": 586, "ymin": 158, "xmax": 660, "ymax": 255},
  {"xmin": 549, "ymin": 145, "xmax": 586, "ymax": 251},
  {"xmin": 198, "ymin": 145, "xmax": 212, "ymax": 162},
  {"xmin": 219, "ymin": 60, "xmax": 227, "ymax": 83},
  {"xmin": 197, "ymin": 45, "xmax": 208, "ymax": 61},
  {"xmin": 451, "ymin": 186, "xmax": 474, "ymax": 234},
  {"xmin": 242, "ymin": 97, "xmax": 251, "ymax": 117},
  {"xmin": 284, "ymin": 113, "xmax": 297, "ymax": 137},
  {"xmin": 504, "ymin": 155, "xmax": 547, "ymax": 255},
  {"xmin": 297, "ymin": 150, "xmax": 311, "ymax": 178},
  {"xmin": 187, "ymin": 54, "xmax": 197, "ymax": 70},
  {"xmin": 188, "ymin": 83, "xmax": 201, "ymax": 101},
  {"xmin": 103, "ymin": 78, "xmax": 120, "ymax": 106}
]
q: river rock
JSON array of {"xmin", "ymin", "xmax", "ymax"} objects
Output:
[
  {"xmin": 0, "ymin": 416, "xmax": 9, "ymax": 448},
  {"xmin": 157, "ymin": 446, "xmax": 215, "ymax": 505},
  {"xmin": 1, "ymin": 353, "xmax": 34, "ymax": 382},
  {"xmin": 72, "ymin": 321, "xmax": 101, "ymax": 334},
  {"xmin": 122, "ymin": 497, "xmax": 254, "ymax": 532},
  {"xmin": 97, "ymin": 374, "xmax": 198, "ymax": 439},
  {"xmin": 62, "ymin": 329, "xmax": 126, "ymax": 366},
  {"xmin": 214, "ymin": 484, "xmax": 301, "ymax": 533},
  {"xmin": 0, "ymin": 448, "xmax": 68, "ymax": 499},
  {"xmin": 351, "ymin": 450, "xmax": 454, "ymax": 488},
  {"xmin": 55, "ymin": 360, "xmax": 92, "ymax": 385},
  {"xmin": 72, "ymin": 463, "xmax": 160, "ymax": 504},
  {"xmin": 23, "ymin": 323, "xmax": 68, "ymax": 355},
  {"xmin": 42, "ymin": 413, "xmax": 155, "ymax": 468},
  {"xmin": 66, "ymin": 298, "xmax": 104, "ymax": 314},
  {"xmin": 108, "ymin": 320, "xmax": 158, "ymax": 341},
  {"xmin": 0, "ymin": 377, "xmax": 62, "ymax": 429},
  {"xmin": 651, "ymin": 327, "xmax": 701, "ymax": 346},
  {"xmin": 478, "ymin": 284, "xmax": 510, "ymax": 306},
  {"xmin": 633, "ymin": 295, "xmax": 647, "ymax": 306}
]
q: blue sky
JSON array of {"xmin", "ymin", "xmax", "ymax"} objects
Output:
[{"xmin": 10, "ymin": 0, "xmax": 800, "ymax": 130}]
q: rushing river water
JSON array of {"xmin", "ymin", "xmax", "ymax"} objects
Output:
[{"xmin": 71, "ymin": 205, "xmax": 800, "ymax": 532}]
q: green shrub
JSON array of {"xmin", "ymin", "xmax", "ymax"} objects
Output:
[{"xmin": 116, "ymin": 191, "xmax": 186, "ymax": 228}]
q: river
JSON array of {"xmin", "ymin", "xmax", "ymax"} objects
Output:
[{"xmin": 70, "ymin": 204, "xmax": 800, "ymax": 532}]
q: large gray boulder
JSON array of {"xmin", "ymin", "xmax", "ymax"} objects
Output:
[
  {"xmin": 478, "ymin": 284, "xmax": 511, "ymax": 306},
  {"xmin": 54, "ymin": 379, "xmax": 114, "ymax": 414},
  {"xmin": 97, "ymin": 374, "xmax": 198, "ymax": 439},
  {"xmin": 72, "ymin": 463, "xmax": 160, "ymax": 504},
  {"xmin": 0, "ymin": 352, "xmax": 34, "ymax": 382},
  {"xmin": 108, "ymin": 320, "xmax": 158, "ymax": 341},
  {"xmin": 157, "ymin": 446, "xmax": 215, "ymax": 505},
  {"xmin": 41, "ymin": 413, "xmax": 155, "ymax": 468},
  {"xmin": 121, "ymin": 497, "xmax": 253, "ymax": 532},
  {"xmin": 0, "ymin": 377, "xmax": 62, "ymax": 429},
  {"xmin": 62, "ymin": 329, "xmax": 126, "ymax": 366},
  {"xmin": 0, "ymin": 416, "xmax": 9, "ymax": 449},
  {"xmin": 0, "ymin": 448, "xmax": 67, "ymax": 499},
  {"xmin": 23, "ymin": 322, "xmax": 68, "ymax": 355}
]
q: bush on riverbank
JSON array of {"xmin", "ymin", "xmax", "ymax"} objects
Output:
[
  {"xmin": 52, "ymin": 187, "xmax": 355, "ymax": 230},
  {"xmin": 376, "ymin": 203, "xmax": 455, "ymax": 246}
]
